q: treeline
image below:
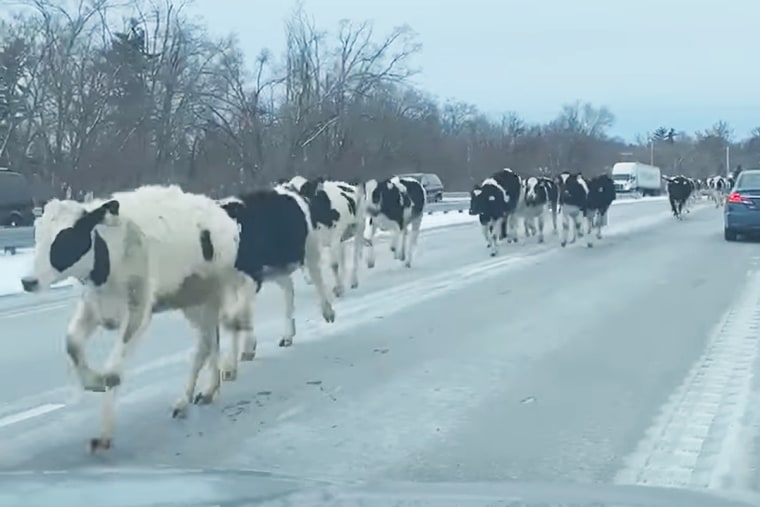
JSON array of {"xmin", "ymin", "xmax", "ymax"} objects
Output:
[{"xmin": 0, "ymin": 0, "xmax": 757, "ymax": 200}]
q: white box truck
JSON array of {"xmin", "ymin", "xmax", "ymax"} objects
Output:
[{"xmin": 611, "ymin": 162, "xmax": 662, "ymax": 196}]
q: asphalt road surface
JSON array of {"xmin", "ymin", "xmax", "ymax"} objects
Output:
[{"xmin": 1, "ymin": 196, "xmax": 759, "ymax": 501}]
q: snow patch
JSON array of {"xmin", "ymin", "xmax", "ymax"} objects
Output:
[{"xmin": 614, "ymin": 260, "xmax": 760, "ymax": 492}]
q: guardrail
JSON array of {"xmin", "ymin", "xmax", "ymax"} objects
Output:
[
  {"xmin": 0, "ymin": 226, "xmax": 33, "ymax": 254},
  {"xmin": 0, "ymin": 192, "xmax": 473, "ymax": 254}
]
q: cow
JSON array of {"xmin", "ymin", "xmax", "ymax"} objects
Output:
[
  {"xmin": 556, "ymin": 172, "xmax": 589, "ymax": 247},
  {"xmin": 359, "ymin": 176, "xmax": 426, "ymax": 269},
  {"xmin": 706, "ymin": 175, "xmax": 729, "ymax": 207},
  {"xmin": 469, "ymin": 168, "xmax": 522, "ymax": 256},
  {"xmin": 285, "ymin": 176, "xmax": 366, "ymax": 297},
  {"xmin": 217, "ymin": 185, "xmax": 336, "ymax": 382},
  {"xmin": 519, "ymin": 176, "xmax": 556, "ymax": 243},
  {"xmin": 665, "ymin": 175, "xmax": 693, "ymax": 219},
  {"xmin": 584, "ymin": 174, "xmax": 617, "ymax": 247},
  {"xmin": 19, "ymin": 185, "xmax": 247, "ymax": 451}
]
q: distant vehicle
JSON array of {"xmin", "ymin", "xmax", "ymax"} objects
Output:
[
  {"xmin": 0, "ymin": 168, "xmax": 35, "ymax": 227},
  {"xmin": 724, "ymin": 168, "xmax": 760, "ymax": 241},
  {"xmin": 611, "ymin": 162, "xmax": 662, "ymax": 196},
  {"xmin": 398, "ymin": 172, "xmax": 444, "ymax": 202}
]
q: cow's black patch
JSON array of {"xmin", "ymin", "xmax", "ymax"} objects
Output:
[
  {"xmin": 221, "ymin": 190, "xmax": 309, "ymax": 287},
  {"xmin": 49, "ymin": 200, "xmax": 119, "ymax": 274},
  {"xmin": 340, "ymin": 191, "xmax": 357, "ymax": 216},
  {"xmin": 200, "ymin": 229, "xmax": 214, "ymax": 261},
  {"xmin": 89, "ymin": 231, "xmax": 110, "ymax": 286}
]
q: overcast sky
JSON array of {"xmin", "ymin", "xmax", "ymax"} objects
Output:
[{"xmin": 191, "ymin": 0, "xmax": 758, "ymax": 142}]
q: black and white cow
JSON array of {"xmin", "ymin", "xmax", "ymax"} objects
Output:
[
  {"xmin": 469, "ymin": 168, "xmax": 522, "ymax": 256},
  {"xmin": 360, "ymin": 176, "xmax": 426, "ymax": 269},
  {"xmin": 519, "ymin": 176, "xmax": 557, "ymax": 243},
  {"xmin": 20, "ymin": 185, "xmax": 248, "ymax": 451},
  {"xmin": 706, "ymin": 175, "xmax": 729, "ymax": 207},
  {"xmin": 665, "ymin": 175, "xmax": 693, "ymax": 219},
  {"xmin": 584, "ymin": 174, "xmax": 616, "ymax": 246},
  {"xmin": 556, "ymin": 171, "xmax": 589, "ymax": 247},
  {"xmin": 218, "ymin": 185, "xmax": 336, "ymax": 380},
  {"xmin": 284, "ymin": 175, "xmax": 365, "ymax": 297}
]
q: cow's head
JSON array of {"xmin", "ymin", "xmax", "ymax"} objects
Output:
[{"xmin": 21, "ymin": 198, "xmax": 119, "ymax": 293}]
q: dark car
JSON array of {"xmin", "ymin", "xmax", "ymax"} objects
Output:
[
  {"xmin": 724, "ymin": 168, "xmax": 760, "ymax": 241},
  {"xmin": 398, "ymin": 172, "xmax": 444, "ymax": 202},
  {"xmin": 0, "ymin": 168, "xmax": 35, "ymax": 227}
]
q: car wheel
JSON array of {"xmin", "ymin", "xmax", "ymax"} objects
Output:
[{"xmin": 724, "ymin": 228, "xmax": 738, "ymax": 241}]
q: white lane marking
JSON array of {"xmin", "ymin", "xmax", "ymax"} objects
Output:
[
  {"xmin": 0, "ymin": 202, "xmax": 712, "ymax": 430},
  {"xmin": 615, "ymin": 260, "xmax": 760, "ymax": 491},
  {"xmin": 0, "ymin": 403, "xmax": 65, "ymax": 429}
]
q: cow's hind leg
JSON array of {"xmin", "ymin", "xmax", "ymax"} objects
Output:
[{"xmin": 172, "ymin": 303, "xmax": 221, "ymax": 418}]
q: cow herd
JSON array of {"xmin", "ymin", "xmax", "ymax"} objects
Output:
[
  {"xmin": 19, "ymin": 175, "xmax": 427, "ymax": 452},
  {"xmin": 663, "ymin": 174, "xmax": 733, "ymax": 219},
  {"xmin": 468, "ymin": 168, "xmax": 617, "ymax": 255},
  {"xmin": 15, "ymin": 165, "xmax": 722, "ymax": 454}
]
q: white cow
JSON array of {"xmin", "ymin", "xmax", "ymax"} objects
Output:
[{"xmin": 21, "ymin": 185, "xmax": 247, "ymax": 451}]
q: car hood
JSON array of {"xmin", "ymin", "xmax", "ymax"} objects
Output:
[{"xmin": 1, "ymin": 467, "xmax": 759, "ymax": 507}]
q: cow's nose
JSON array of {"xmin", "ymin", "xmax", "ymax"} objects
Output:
[{"xmin": 21, "ymin": 276, "xmax": 39, "ymax": 293}]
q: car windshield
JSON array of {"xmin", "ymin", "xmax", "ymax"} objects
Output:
[
  {"xmin": 736, "ymin": 173, "xmax": 760, "ymax": 190},
  {"xmin": 0, "ymin": 3, "xmax": 758, "ymax": 507}
]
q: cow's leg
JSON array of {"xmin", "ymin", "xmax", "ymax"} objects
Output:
[
  {"xmin": 65, "ymin": 300, "xmax": 102, "ymax": 392},
  {"xmin": 508, "ymin": 214, "xmax": 519, "ymax": 243},
  {"xmin": 221, "ymin": 278, "xmax": 256, "ymax": 381},
  {"xmin": 585, "ymin": 212, "xmax": 595, "ymax": 248},
  {"xmin": 560, "ymin": 211, "xmax": 570, "ymax": 247},
  {"xmin": 274, "ymin": 274, "xmax": 297, "ymax": 347},
  {"xmin": 365, "ymin": 218, "xmax": 378, "ymax": 269},
  {"xmin": 404, "ymin": 215, "xmax": 423, "ymax": 268},
  {"xmin": 172, "ymin": 303, "xmax": 221, "ymax": 418},
  {"xmin": 90, "ymin": 280, "xmax": 153, "ymax": 452},
  {"xmin": 551, "ymin": 205, "xmax": 558, "ymax": 234},
  {"xmin": 305, "ymin": 234, "xmax": 336, "ymax": 324},
  {"xmin": 397, "ymin": 224, "xmax": 409, "ymax": 262},
  {"xmin": 330, "ymin": 236, "xmax": 346, "ymax": 297},
  {"xmin": 537, "ymin": 213, "xmax": 545, "ymax": 243},
  {"xmin": 349, "ymin": 217, "xmax": 365, "ymax": 290},
  {"xmin": 482, "ymin": 222, "xmax": 491, "ymax": 249}
]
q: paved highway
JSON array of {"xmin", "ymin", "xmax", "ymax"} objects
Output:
[{"xmin": 0, "ymin": 196, "xmax": 758, "ymax": 502}]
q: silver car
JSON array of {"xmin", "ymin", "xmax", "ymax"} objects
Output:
[{"xmin": 398, "ymin": 172, "xmax": 444, "ymax": 202}]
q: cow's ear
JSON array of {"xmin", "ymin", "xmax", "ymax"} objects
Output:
[{"xmin": 80, "ymin": 199, "xmax": 119, "ymax": 230}]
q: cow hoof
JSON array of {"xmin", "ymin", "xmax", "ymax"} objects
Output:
[
  {"xmin": 321, "ymin": 303, "xmax": 336, "ymax": 323},
  {"xmin": 222, "ymin": 369, "xmax": 237, "ymax": 382},
  {"xmin": 193, "ymin": 392, "xmax": 214, "ymax": 405},
  {"xmin": 88, "ymin": 437, "xmax": 112, "ymax": 453},
  {"xmin": 350, "ymin": 280, "xmax": 358, "ymax": 289},
  {"xmin": 404, "ymin": 260, "xmax": 412, "ymax": 268},
  {"xmin": 279, "ymin": 337, "xmax": 294, "ymax": 347},
  {"xmin": 103, "ymin": 372, "xmax": 121, "ymax": 389},
  {"xmin": 240, "ymin": 351, "xmax": 256, "ymax": 362},
  {"xmin": 538, "ymin": 237, "xmax": 544, "ymax": 244},
  {"xmin": 587, "ymin": 242, "xmax": 593, "ymax": 248},
  {"xmin": 560, "ymin": 242, "xmax": 567, "ymax": 248},
  {"xmin": 490, "ymin": 251, "xmax": 496, "ymax": 257},
  {"xmin": 367, "ymin": 261, "xmax": 375, "ymax": 269},
  {"xmin": 171, "ymin": 397, "xmax": 189, "ymax": 418},
  {"xmin": 333, "ymin": 286, "xmax": 344, "ymax": 298}
]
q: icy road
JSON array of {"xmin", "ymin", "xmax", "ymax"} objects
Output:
[{"xmin": 0, "ymin": 197, "xmax": 759, "ymax": 497}]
